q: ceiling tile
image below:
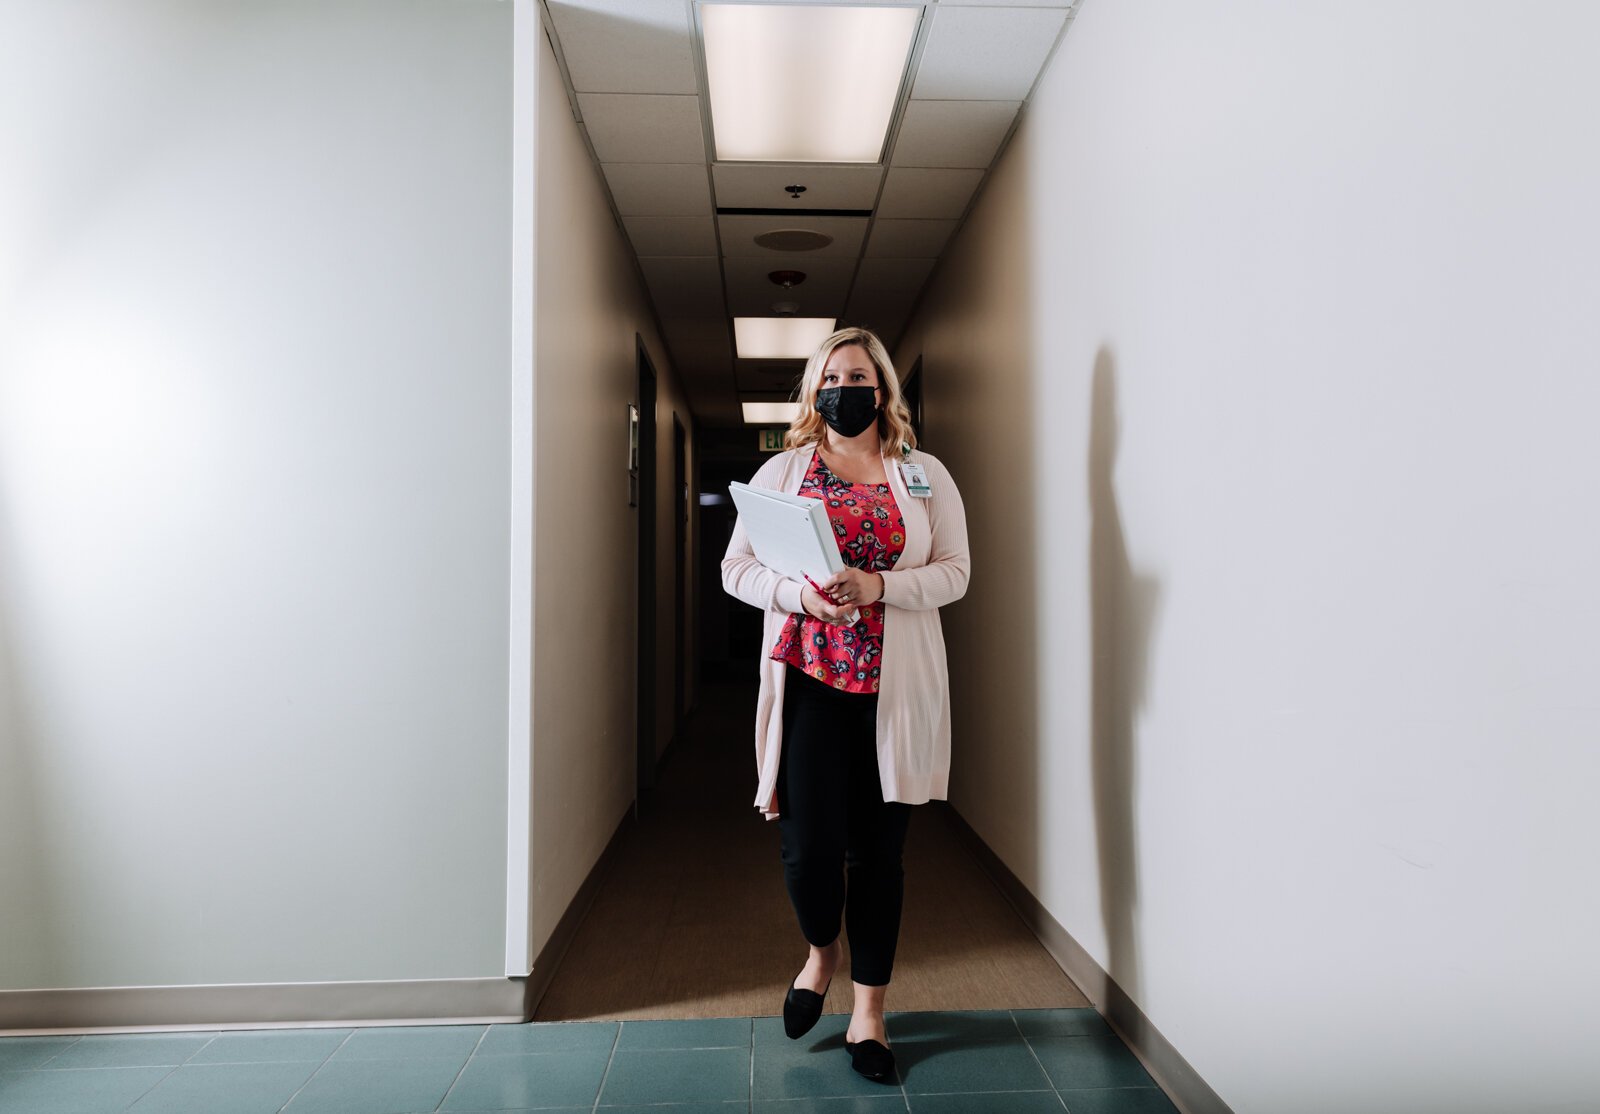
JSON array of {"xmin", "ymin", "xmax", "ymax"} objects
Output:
[
  {"xmin": 690, "ymin": 390, "xmax": 740, "ymax": 417},
  {"xmin": 683, "ymin": 379, "xmax": 742, "ymax": 426},
  {"xmin": 891, "ymin": 99, "xmax": 1019, "ymax": 168},
  {"xmin": 662, "ymin": 319, "xmax": 736, "ymax": 386},
  {"xmin": 672, "ymin": 358, "xmax": 736, "ymax": 389},
  {"xmin": 876, "ymin": 167, "xmax": 985, "ymax": 219},
  {"xmin": 548, "ymin": 0, "xmax": 697, "ymax": 94},
  {"xmin": 711, "ymin": 164, "xmax": 884, "ymax": 211},
  {"xmin": 665, "ymin": 317, "xmax": 735, "ymax": 360},
  {"xmin": 841, "ymin": 298, "xmax": 913, "ymax": 344},
  {"xmin": 623, "ymin": 216, "xmax": 718, "ymax": 256},
  {"xmin": 865, "ymin": 219, "xmax": 958, "ymax": 258},
  {"xmin": 856, "ymin": 258, "xmax": 937, "ymax": 294},
  {"xmin": 578, "ymin": 94, "xmax": 706, "ymax": 163},
  {"xmin": 664, "ymin": 316, "xmax": 733, "ymax": 347},
  {"xmin": 736, "ymin": 362, "xmax": 806, "ymax": 395},
  {"xmin": 847, "ymin": 257, "xmax": 931, "ymax": 343},
  {"xmin": 602, "ymin": 163, "xmax": 713, "ymax": 216},
  {"xmin": 716, "ymin": 214, "xmax": 869, "ymax": 259},
  {"xmin": 723, "ymin": 256, "xmax": 856, "ymax": 318},
  {"xmin": 676, "ymin": 364, "xmax": 734, "ymax": 390},
  {"xmin": 912, "ymin": 6, "xmax": 1068, "ymax": 100},
  {"xmin": 639, "ymin": 257, "xmax": 724, "ymax": 317}
]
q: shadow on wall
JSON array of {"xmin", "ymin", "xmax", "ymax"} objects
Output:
[{"xmin": 1088, "ymin": 348, "xmax": 1163, "ymax": 1008}]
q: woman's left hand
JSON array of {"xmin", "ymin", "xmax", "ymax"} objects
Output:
[{"xmin": 819, "ymin": 568, "xmax": 884, "ymax": 610}]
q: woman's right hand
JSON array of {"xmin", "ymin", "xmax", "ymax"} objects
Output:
[{"xmin": 801, "ymin": 584, "xmax": 855, "ymax": 624}]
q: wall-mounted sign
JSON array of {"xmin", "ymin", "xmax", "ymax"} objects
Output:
[
  {"xmin": 758, "ymin": 428, "xmax": 785, "ymax": 453},
  {"xmin": 628, "ymin": 403, "xmax": 640, "ymax": 506}
]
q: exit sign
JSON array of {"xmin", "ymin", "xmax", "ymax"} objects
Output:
[{"xmin": 758, "ymin": 428, "xmax": 786, "ymax": 452}]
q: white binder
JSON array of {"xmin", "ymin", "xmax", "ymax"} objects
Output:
[{"xmin": 728, "ymin": 482, "xmax": 860, "ymax": 624}]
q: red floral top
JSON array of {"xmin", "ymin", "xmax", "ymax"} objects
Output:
[{"xmin": 770, "ymin": 451, "xmax": 906, "ymax": 693}]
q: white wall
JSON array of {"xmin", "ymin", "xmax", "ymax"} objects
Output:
[
  {"xmin": 897, "ymin": 3, "xmax": 1600, "ymax": 1111},
  {"xmin": 529, "ymin": 22, "xmax": 695, "ymax": 962},
  {"xmin": 0, "ymin": 0, "xmax": 515, "ymax": 987}
]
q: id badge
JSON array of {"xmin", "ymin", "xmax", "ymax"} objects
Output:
[{"xmin": 899, "ymin": 460, "xmax": 932, "ymax": 498}]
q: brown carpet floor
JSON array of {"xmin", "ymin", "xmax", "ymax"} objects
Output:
[{"xmin": 533, "ymin": 677, "xmax": 1092, "ymax": 1021}]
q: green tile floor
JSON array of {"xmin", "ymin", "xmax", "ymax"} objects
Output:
[{"xmin": 0, "ymin": 1008, "xmax": 1179, "ymax": 1113}]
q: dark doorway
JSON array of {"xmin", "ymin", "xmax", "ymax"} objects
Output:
[
  {"xmin": 902, "ymin": 355, "xmax": 924, "ymax": 444},
  {"xmin": 696, "ymin": 428, "xmax": 774, "ymax": 680},
  {"xmin": 672, "ymin": 414, "xmax": 689, "ymax": 736},
  {"xmin": 636, "ymin": 341, "xmax": 658, "ymax": 806}
]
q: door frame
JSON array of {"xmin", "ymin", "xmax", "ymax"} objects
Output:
[
  {"xmin": 672, "ymin": 413, "xmax": 688, "ymax": 736},
  {"xmin": 635, "ymin": 339, "xmax": 659, "ymax": 805}
]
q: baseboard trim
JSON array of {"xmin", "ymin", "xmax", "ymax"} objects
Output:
[
  {"xmin": 938, "ymin": 802, "xmax": 1235, "ymax": 1114},
  {"xmin": 0, "ymin": 978, "xmax": 527, "ymax": 1036},
  {"xmin": 1, "ymin": 805, "xmax": 635, "ymax": 1036}
]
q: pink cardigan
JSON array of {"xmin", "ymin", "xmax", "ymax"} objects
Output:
[{"xmin": 721, "ymin": 445, "xmax": 971, "ymax": 820}]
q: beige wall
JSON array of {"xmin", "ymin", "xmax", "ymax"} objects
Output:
[
  {"xmin": 896, "ymin": 3, "xmax": 1600, "ymax": 1111},
  {"xmin": 530, "ymin": 24, "xmax": 695, "ymax": 960}
]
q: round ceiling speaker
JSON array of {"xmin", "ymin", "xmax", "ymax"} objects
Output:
[{"xmin": 753, "ymin": 229, "xmax": 833, "ymax": 252}]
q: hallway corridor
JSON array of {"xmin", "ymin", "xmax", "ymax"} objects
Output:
[
  {"xmin": 10, "ymin": 1, "xmax": 1597, "ymax": 1109},
  {"xmin": 536, "ymin": 679, "xmax": 1089, "ymax": 1021}
]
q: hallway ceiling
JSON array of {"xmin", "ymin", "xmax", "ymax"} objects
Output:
[{"xmin": 542, "ymin": 0, "xmax": 1079, "ymax": 426}]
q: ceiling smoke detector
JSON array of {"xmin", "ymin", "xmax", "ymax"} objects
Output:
[
  {"xmin": 768, "ymin": 270, "xmax": 807, "ymax": 289},
  {"xmin": 753, "ymin": 229, "xmax": 833, "ymax": 252}
]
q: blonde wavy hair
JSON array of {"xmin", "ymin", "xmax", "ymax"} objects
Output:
[{"xmin": 783, "ymin": 326, "xmax": 918, "ymax": 455}]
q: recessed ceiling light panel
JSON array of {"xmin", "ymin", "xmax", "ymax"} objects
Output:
[
  {"xmin": 701, "ymin": 4, "xmax": 921, "ymax": 163},
  {"xmin": 734, "ymin": 317, "xmax": 837, "ymax": 360},
  {"xmin": 743, "ymin": 401, "xmax": 803, "ymax": 425}
]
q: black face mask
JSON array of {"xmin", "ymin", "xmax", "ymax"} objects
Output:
[{"xmin": 814, "ymin": 386, "xmax": 879, "ymax": 438}]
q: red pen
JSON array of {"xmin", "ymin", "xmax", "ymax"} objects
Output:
[{"xmin": 802, "ymin": 573, "xmax": 842, "ymax": 605}]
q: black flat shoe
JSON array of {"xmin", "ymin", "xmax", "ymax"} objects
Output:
[
  {"xmin": 782, "ymin": 978, "xmax": 830, "ymax": 1039},
  {"xmin": 844, "ymin": 1038, "xmax": 897, "ymax": 1082}
]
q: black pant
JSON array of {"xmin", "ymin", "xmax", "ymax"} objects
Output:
[{"xmin": 776, "ymin": 666, "xmax": 913, "ymax": 987}]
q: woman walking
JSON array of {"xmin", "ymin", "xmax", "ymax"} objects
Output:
[{"xmin": 721, "ymin": 326, "xmax": 970, "ymax": 1082}]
